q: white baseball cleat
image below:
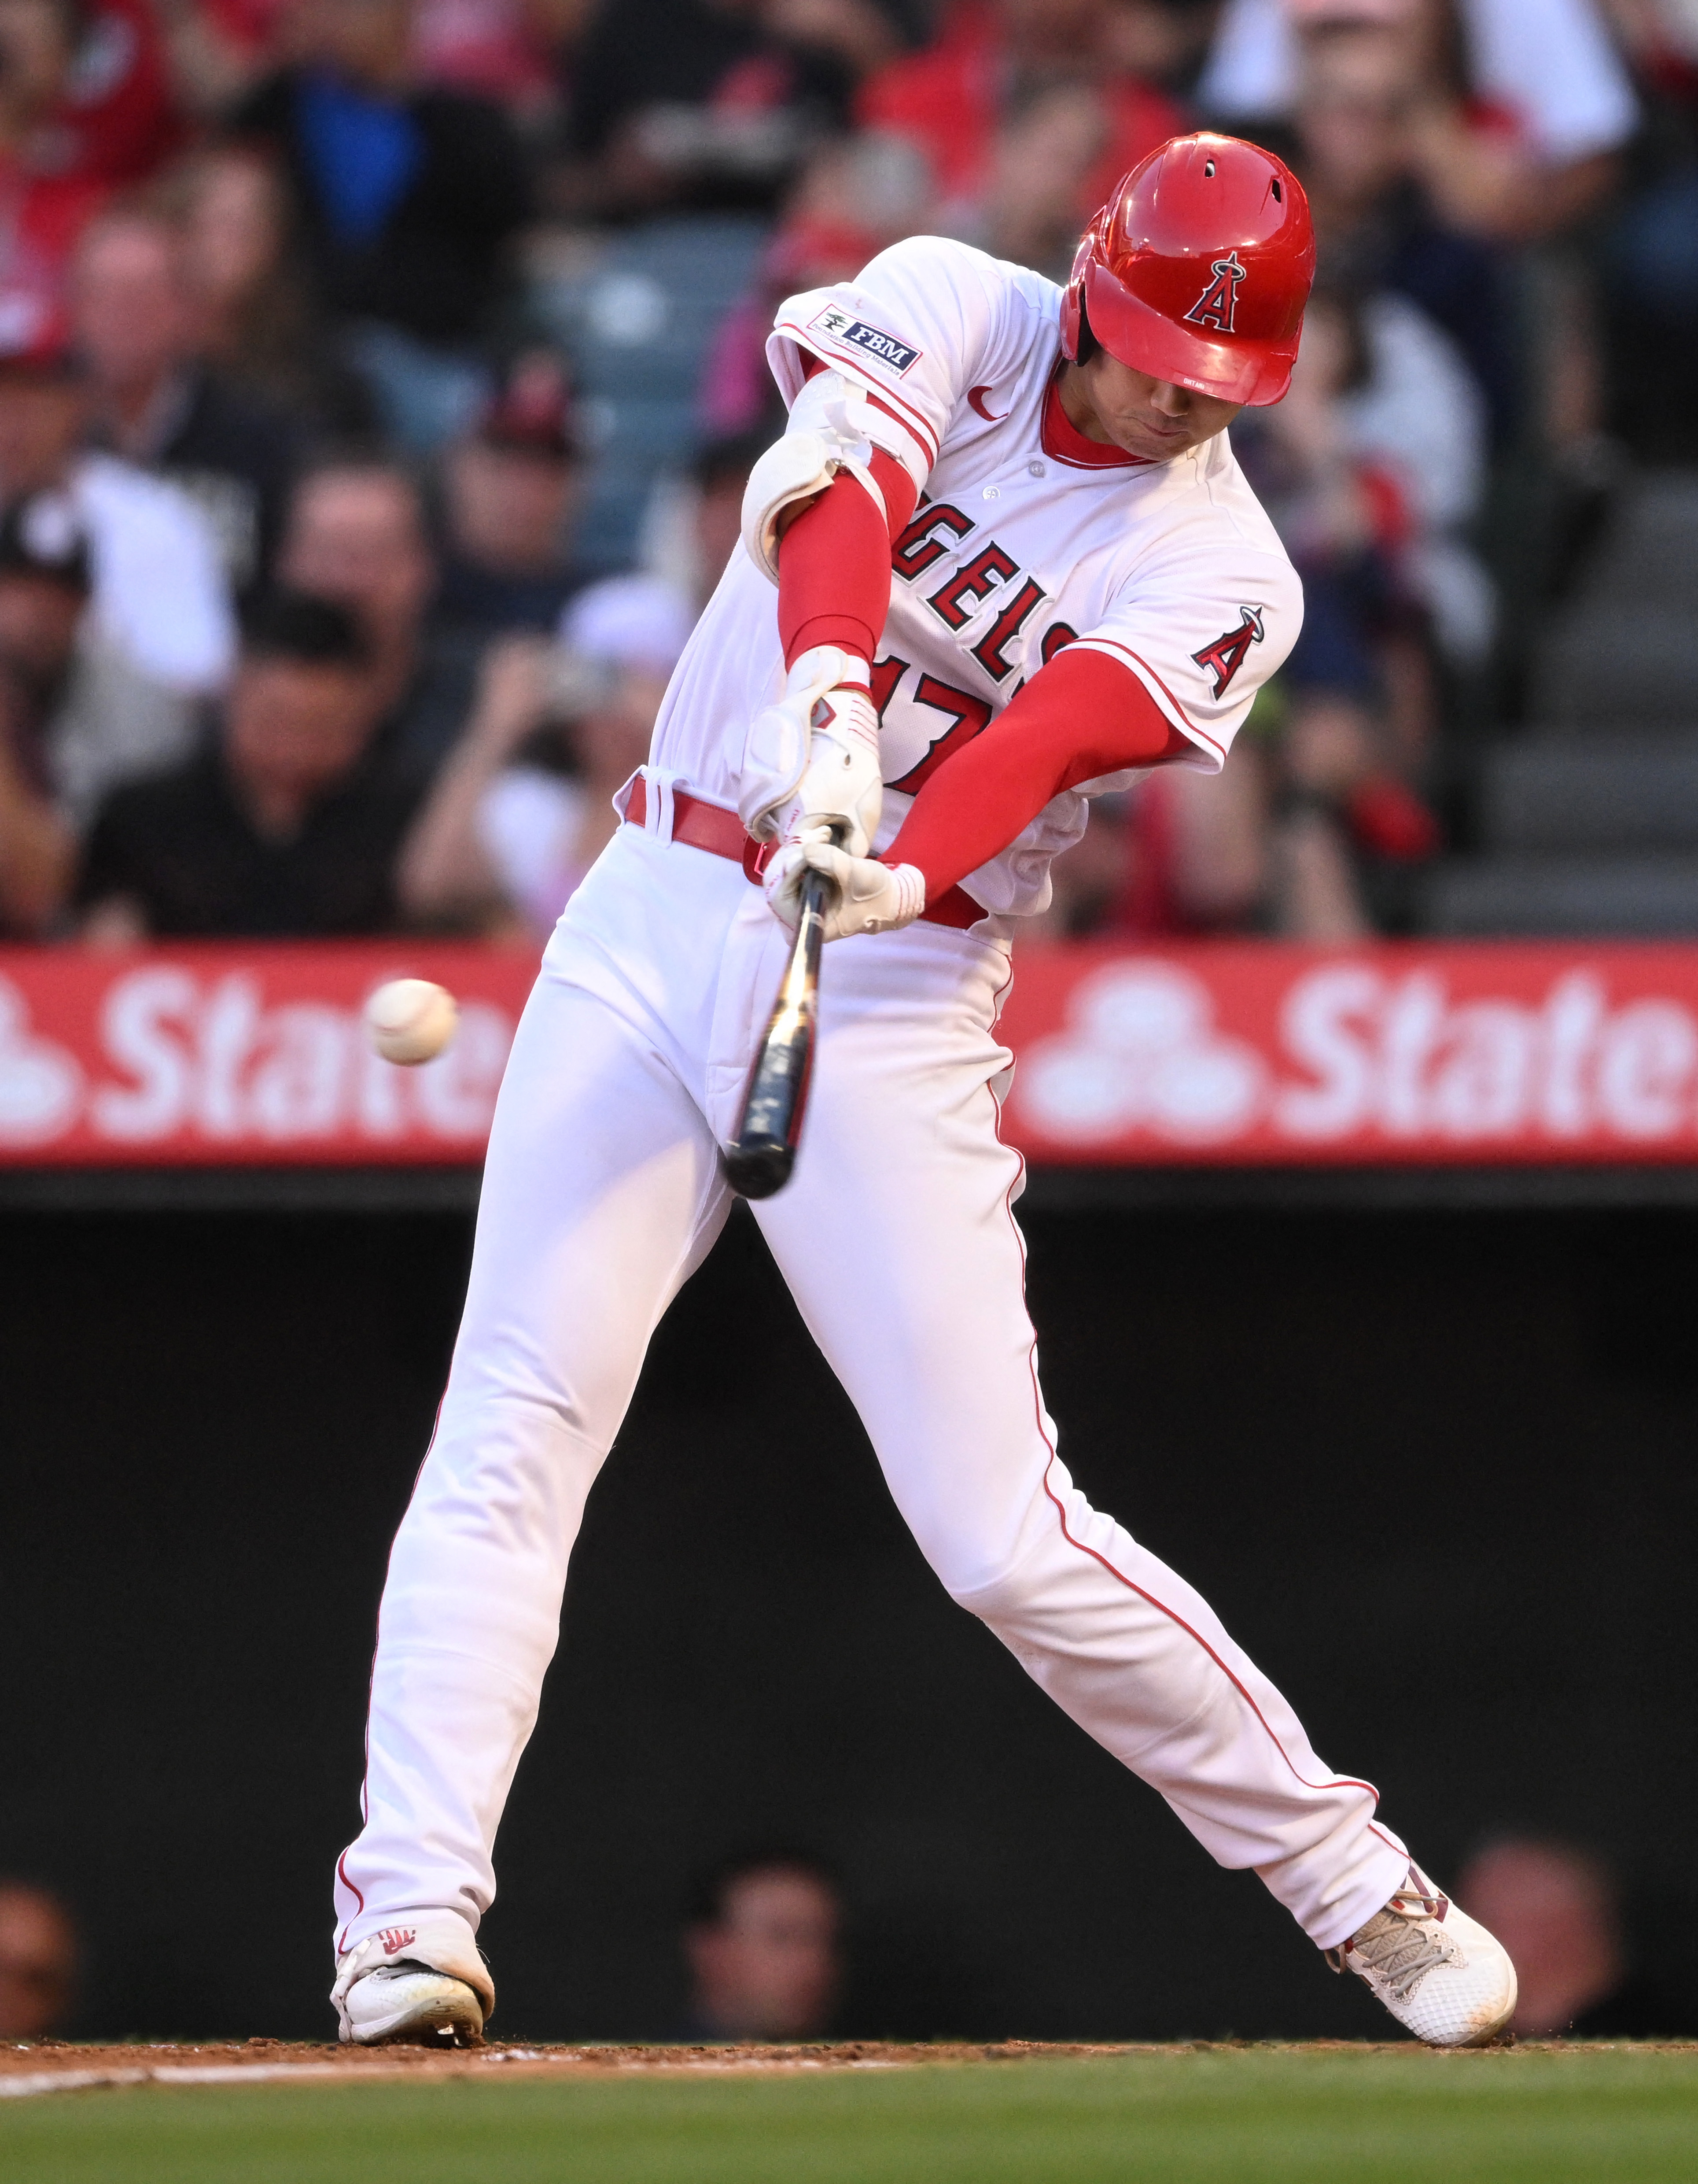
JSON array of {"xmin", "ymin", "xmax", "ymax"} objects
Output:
[
  {"xmin": 332, "ymin": 1917, "xmax": 494, "ymax": 2047},
  {"xmin": 1330, "ymin": 1864, "xmax": 1517, "ymax": 2047}
]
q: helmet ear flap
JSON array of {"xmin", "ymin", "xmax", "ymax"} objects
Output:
[
  {"xmin": 1058, "ymin": 226, "xmax": 1097, "ymax": 363},
  {"xmin": 1059, "ymin": 278, "xmax": 1082, "ymax": 362}
]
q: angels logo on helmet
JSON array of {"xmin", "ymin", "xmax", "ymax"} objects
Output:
[
  {"xmin": 1057, "ymin": 135, "xmax": 1315, "ymax": 405},
  {"xmin": 1183, "ymin": 251, "xmax": 1248, "ymax": 335}
]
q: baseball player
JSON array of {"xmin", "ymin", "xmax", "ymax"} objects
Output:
[{"xmin": 331, "ymin": 135, "xmax": 1516, "ymax": 2050}]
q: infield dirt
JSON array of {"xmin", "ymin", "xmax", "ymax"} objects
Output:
[{"xmin": 6, "ymin": 2037, "xmax": 1698, "ymax": 2099}]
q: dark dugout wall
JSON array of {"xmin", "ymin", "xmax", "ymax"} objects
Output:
[{"xmin": 4, "ymin": 1197, "xmax": 1695, "ymax": 2041}]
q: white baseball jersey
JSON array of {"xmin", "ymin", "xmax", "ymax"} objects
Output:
[{"xmin": 650, "ymin": 233, "xmax": 1303, "ymax": 922}]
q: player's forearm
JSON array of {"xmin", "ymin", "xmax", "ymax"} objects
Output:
[
  {"xmin": 776, "ymin": 450, "xmax": 917, "ymax": 669},
  {"xmin": 885, "ymin": 648, "xmax": 1190, "ymax": 900}
]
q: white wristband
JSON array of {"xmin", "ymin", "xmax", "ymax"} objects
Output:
[{"xmin": 886, "ymin": 863, "xmax": 927, "ymax": 925}]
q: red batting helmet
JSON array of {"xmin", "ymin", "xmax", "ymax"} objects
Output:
[{"xmin": 1059, "ymin": 133, "xmax": 1315, "ymax": 406}]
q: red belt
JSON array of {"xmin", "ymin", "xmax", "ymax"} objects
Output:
[{"xmin": 622, "ymin": 776, "xmax": 984, "ymax": 932}]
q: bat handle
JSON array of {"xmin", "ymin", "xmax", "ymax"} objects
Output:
[
  {"xmin": 795, "ymin": 862, "xmax": 833, "ymax": 947},
  {"xmin": 721, "ymin": 862, "xmax": 834, "ymax": 1201}
]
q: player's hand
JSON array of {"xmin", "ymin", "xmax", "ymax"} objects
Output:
[
  {"xmin": 763, "ymin": 828, "xmax": 925, "ymax": 943},
  {"xmin": 738, "ymin": 646, "xmax": 880, "ymax": 848},
  {"xmin": 790, "ymin": 680, "xmax": 882, "ymax": 858}
]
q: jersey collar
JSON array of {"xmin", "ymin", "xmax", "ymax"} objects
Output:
[{"xmin": 1040, "ymin": 372, "xmax": 1153, "ymax": 470}]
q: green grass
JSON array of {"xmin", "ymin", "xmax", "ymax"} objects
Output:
[{"xmin": 4, "ymin": 2049, "xmax": 1697, "ymax": 2184}]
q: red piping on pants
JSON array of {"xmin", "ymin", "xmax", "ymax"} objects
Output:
[{"xmin": 987, "ymin": 1000, "xmax": 1399, "ymax": 1855}]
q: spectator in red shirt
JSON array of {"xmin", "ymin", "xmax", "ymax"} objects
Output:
[
  {"xmin": 856, "ymin": 0, "xmax": 1185, "ymax": 226},
  {"xmin": 50, "ymin": 0, "xmax": 186, "ymax": 185},
  {"xmin": 0, "ymin": 0, "xmax": 109, "ymax": 363},
  {"xmin": 411, "ymin": 0, "xmax": 566, "ymax": 111},
  {"xmin": 0, "ymin": 0, "xmax": 183, "ymax": 366}
]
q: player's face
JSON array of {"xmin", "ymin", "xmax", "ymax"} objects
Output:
[{"xmin": 1062, "ymin": 352, "xmax": 1243, "ymax": 463}]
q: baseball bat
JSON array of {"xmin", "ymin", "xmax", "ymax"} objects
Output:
[{"xmin": 721, "ymin": 864, "xmax": 833, "ymax": 1200}]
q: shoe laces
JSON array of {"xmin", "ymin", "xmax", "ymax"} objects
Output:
[{"xmin": 1330, "ymin": 1902, "xmax": 1463, "ymax": 2003}]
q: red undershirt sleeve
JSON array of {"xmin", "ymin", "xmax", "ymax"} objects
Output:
[
  {"xmin": 885, "ymin": 647, "xmax": 1193, "ymax": 900},
  {"xmin": 777, "ymin": 446, "xmax": 918, "ymax": 669}
]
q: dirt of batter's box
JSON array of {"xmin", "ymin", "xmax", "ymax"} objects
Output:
[
  {"xmin": 5, "ymin": 2037, "xmax": 1696, "ymax": 2092},
  {"xmin": 1, "ymin": 2040, "xmax": 1140, "ymax": 2088}
]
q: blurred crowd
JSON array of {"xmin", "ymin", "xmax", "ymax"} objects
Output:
[
  {"xmin": 7, "ymin": 1834, "xmax": 1694, "ymax": 2039},
  {"xmin": 0, "ymin": 0, "xmax": 1691, "ymax": 948}
]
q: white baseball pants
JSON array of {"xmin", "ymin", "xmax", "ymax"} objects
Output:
[{"xmin": 335, "ymin": 813, "xmax": 1409, "ymax": 1963}]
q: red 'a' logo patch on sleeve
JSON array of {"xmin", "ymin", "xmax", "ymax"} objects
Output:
[{"xmin": 1191, "ymin": 606, "xmax": 1265, "ymax": 698}]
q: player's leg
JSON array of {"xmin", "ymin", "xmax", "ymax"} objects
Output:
[
  {"xmin": 334, "ymin": 839, "xmax": 739, "ymax": 2039},
  {"xmin": 747, "ymin": 923, "xmax": 1506, "ymax": 2036}
]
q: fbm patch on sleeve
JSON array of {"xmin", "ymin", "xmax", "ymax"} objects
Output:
[{"xmin": 807, "ymin": 304, "xmax": 923, "ymax": 376}]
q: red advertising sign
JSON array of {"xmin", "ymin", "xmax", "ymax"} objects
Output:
[
  {"xmin": 4, "ymin": 940, "xmax": 1698, "ymax": 1166},
  {"xmin": 997, "ymin": 942, "xmax": 1698, "ymax": 1165},
  {"xmin": 0, "ymin": 944, "xmax": 534, "ymax": 1165}
]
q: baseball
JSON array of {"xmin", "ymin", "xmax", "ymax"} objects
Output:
[{"xmin": 365, "ymin": 979, "xmax": 458, "ymax": 1066}]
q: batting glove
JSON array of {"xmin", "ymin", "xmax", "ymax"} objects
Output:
[
  {"xmin": 764, "ymin": 828, "xmax": 926, "ymax": 943},
  {"xmin": 789, "ymin": 681, "xmax": 882, "ymax": 860},
  {"xmin": 738, "ymin": 647, "xmax": 881, "ymax": 851}
]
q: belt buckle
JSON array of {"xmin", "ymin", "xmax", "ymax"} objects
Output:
[{"xmin": 741, "ymin": 833, "xmax": 776, "ymax": 883}]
